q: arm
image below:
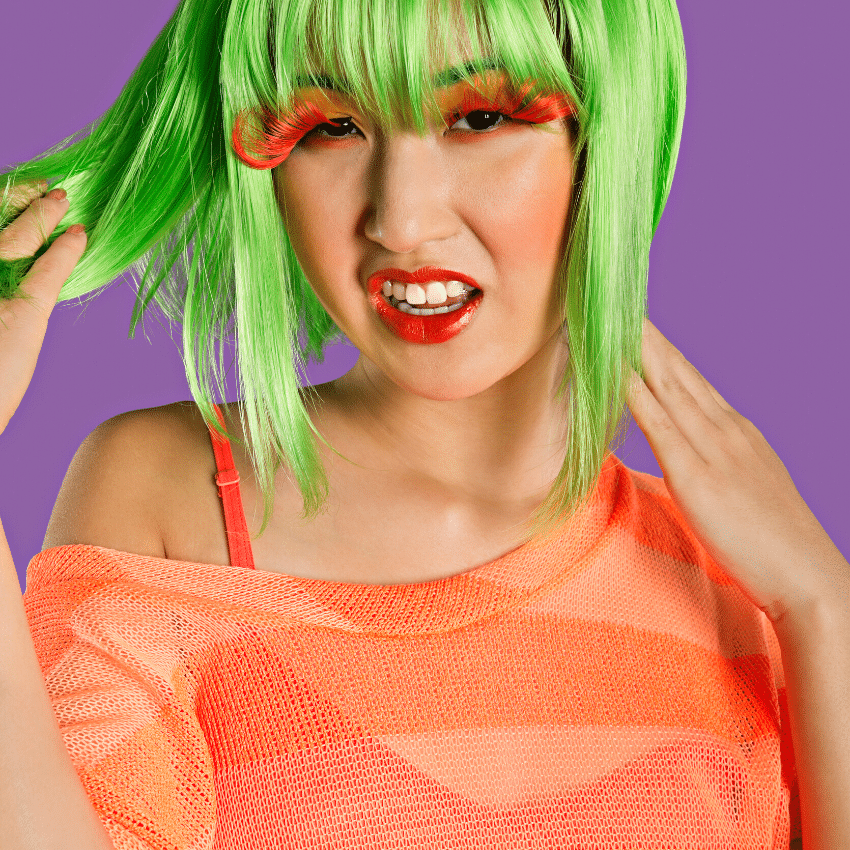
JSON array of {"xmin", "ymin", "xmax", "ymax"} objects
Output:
[
  {"xmin": 0, "ymin": 411, "xmax": 164, "ymax": 850},
  {"xmin": 773, "ymin": 579, "xmax": 850, "ymax": 850},
  {"xmin": 625, "ymin": 318, "xmax": 850, "ymax": 848},
  {"xmin": 0, "ymin": 185, "xmax": 114, "ymax": 848},
  {"xmin": 0, "ymin": 515, "xmax": 115, "ymax": 850}
]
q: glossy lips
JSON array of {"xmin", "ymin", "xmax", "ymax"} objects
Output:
[{"xmin": 367, "ymin": 266, "xmax": 484, "ymax": 344}]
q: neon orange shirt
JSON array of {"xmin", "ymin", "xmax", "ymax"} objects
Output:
[{"xmin": 22, "ymin": 405, "xmax": 800, "ymax": 848}]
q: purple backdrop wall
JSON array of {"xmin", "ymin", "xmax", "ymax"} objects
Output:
[{"xmin": 2, "ymin": 1, "xmax": 847, "ymax": 593}]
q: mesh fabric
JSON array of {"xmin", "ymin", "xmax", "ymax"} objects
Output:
[{"xmin": 22, "ymin": 452, "xmax": 800, "ymax": 848}]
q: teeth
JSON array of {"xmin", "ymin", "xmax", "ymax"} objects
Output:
[
  {"xmin": 396, "ymin": 301, "xmax": 467, "ymax": 316},
  {"xmin": 381, "ymin": 279, "xmax": 476, "ymax": 306},
  {"xmin": 425, "ymin": 282, "xmax": 447, "ymax": 304}
]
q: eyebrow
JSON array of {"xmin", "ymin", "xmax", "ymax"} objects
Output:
[{"xmin": 293, "ymin": 57, "xmax": 503, "ymax": 93}]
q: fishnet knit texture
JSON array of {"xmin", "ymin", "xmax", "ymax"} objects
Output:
[{"xmin": 22, "ymin": 446, "xmax": 800, "ymax": 849}]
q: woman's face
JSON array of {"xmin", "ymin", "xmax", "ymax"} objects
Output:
[{"xmin": 272, "ymin": 47, "xmax": 576, "ymax": 403}]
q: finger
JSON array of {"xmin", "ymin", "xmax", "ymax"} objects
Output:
[
  {"xmin": 0, "ymin": 225, "xmax": 87, "ymax": 435},
  {"xmin": 2, "ymin": 180, "xmax": 49, "ymax": 215},
  {"xmin": 626, "ymin": 365, "xmax": 704, "ymax": 476},
  {"xmin": 646, "ymin": 319, "xmax": 777, "ymax": 465},
  {"xmin": 641, "ymin": 318, "xmax": 737, "ymax": 424},
  {"xmin": 0, "ymin": 189, "xmax": 70, "ymax": 261},
  {"xmin": 16, "ymin": 224, "xmax": 88, "ymax": 313},
  {"xmin": 637, "ymin": 318, "xmax": 761, "ymax": 470}
]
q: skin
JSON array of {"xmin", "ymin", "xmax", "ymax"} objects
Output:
[{"xmin": 272, "ymin": 33, "xmax": 578, "ymax": 533}]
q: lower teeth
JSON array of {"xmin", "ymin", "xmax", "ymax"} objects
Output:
[{"xmin": 388, "ymin": 294, "xmax": 476, "ymax": 316}]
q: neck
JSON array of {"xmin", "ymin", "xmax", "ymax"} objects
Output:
[{"xmin": 322, "ymin": 327, "xmax": 572, "ymax": 514}]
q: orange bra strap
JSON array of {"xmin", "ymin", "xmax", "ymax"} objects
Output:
[{"xmin": 208, "ymin": 404, "xmax": 256, "ymax": 570}]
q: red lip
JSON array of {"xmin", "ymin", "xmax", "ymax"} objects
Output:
[{"xmin": 366, "ymin": 266, "xmax": 484, "ymax": 345}]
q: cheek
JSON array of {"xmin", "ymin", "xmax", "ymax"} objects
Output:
[
  {"xmin": 474, "ymin": 138, "xmax": 574, "ymax": 279},
  {"xmin": 273, "ymin": 164, "xmax": 355, "ymax": 293},
  {"xmin": 274, "ymin": 168, "xmax": 314, "ymax": 259}
]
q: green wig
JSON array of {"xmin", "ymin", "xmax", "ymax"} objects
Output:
[{"xmin": 0, "ymin": 0, "xmax": 686, "ymax": 543}]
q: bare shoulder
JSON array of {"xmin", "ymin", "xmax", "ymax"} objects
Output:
[{"xmin": 41, "ymin": 401, "xmax": 233, "ymax": 560}]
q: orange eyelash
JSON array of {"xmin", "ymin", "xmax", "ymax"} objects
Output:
[
  {"xmin": 231, "ymin": 81, "xmax": 576, "ymax": 169},
  {"xmin": 445, "ymin": 81, "xmax": 576, "ymax": 128},
  {"xmin": 232, "ymin": 100, "xmax": 332, "ymax": 169}
]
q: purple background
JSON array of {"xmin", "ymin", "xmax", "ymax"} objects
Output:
[{"xmin": 2, "ymin": 1, "xmax": 847, "ymax": 594}]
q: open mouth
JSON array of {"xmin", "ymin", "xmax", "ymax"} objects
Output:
[{"xmin": 367, "ymin": 269, "xmax": 485, "ymax": 344}]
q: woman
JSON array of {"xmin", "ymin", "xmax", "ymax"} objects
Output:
[{"xmin": 1, "ymin": 0, "xmax": 846, "ymax": 847}]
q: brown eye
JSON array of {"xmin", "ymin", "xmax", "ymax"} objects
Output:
[
  {"xmin": 451, "ymin": 110, "xmax": 511, "ymax": 132},
  {"xmin": 305, "ymin": 117, "xmax": 361, "ymax": 140}
]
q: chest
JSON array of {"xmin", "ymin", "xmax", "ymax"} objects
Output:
[
  {"xmin": 161, "ymin": 409, "xmax": 533, "ymax": 583},
  {"xmin": 189, "ymin": 610, "xmax": 787, "ymax": 849}
]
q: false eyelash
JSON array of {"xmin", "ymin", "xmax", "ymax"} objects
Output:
[
  {"xmin": 445, "ymin": 82, "xmax": 576, "ymax": 129},
  {"xmin": 232, "ymin": 100, "xmax": 332, "ymax": 169},
  {"xmin": 232, "ymin": 81, "xmax": 576, "ymax": 170}
]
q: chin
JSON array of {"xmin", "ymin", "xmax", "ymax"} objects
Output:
[{"xmin": 385, "ymin": 366, "xmax": 514, "ymax": 403}]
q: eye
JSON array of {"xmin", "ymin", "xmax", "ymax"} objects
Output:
[
  {"xmin": 449, "ymin": 109, "xmax": 512, "ymax": 133},
  {"xmin": 304, "ymin": 108, "xmax": 514, "ymax": 143},
  {"xmin": 306, "ymin": 117, "xmax": 361, "ymax": 140}
]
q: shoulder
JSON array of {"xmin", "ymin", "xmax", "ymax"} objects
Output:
[{"xmin": 41, "ymin": 401, "xmax": 237, "ymax": 558}]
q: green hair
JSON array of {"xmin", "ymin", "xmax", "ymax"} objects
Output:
[{"xmin": 0, "ymin": 0, "xmax": 686, "ymax": 544}]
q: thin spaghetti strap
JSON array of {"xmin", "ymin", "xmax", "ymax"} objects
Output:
[{"xmin": 208, "ymin": 404, "xmax": 256, "ymax": 570}]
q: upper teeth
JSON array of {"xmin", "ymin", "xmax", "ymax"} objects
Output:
[{"xmin": 382, "ymin": 280, "xmax": 475, "ymax": 305}]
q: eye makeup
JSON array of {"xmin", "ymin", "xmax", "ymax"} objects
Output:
[
  {"xmin": 443, "ymin": 78, "xmax": 575, "ymax": 133},
  {"xmin": 232, "ymin": 98, "xmax": 336, "ymax": 168},
  {"xmin": 231, "ymin": 73, "xmax": 575, "ymax": 169}
]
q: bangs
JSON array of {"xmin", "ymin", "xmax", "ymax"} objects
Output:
[{"xmin": 229, "ymin": 0, "xmax": 579, "ymax": 146}]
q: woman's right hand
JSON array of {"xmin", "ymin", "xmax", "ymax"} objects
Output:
[{"xmin": 0, "ymin": 183, "xmax": 87, "ymax": 436}]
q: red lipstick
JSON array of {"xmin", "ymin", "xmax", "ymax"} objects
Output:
[{"xmin": 367, "ymin": 266, "xmax": 484, "ymax": 345}]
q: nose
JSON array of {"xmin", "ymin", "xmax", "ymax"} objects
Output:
[{"xmin": 363, "ymin": 132, "xmax": 459, "ymax": 254}]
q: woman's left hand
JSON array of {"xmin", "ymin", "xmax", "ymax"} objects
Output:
[{"xmin": 625, "ymin": 317, "xmax": 849, "ymax": 625}]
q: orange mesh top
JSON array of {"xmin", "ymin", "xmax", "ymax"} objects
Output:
[{"xmin": 22, "ymin": 418, "xmax": 800, "ymax": 849}]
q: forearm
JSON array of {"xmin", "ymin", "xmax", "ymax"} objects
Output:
[
  {"xmin": 773, "ymin": 578, "xmax": 850, "ymax": 850},
  {"xmin": 0, "ymin": 517, "xmax": 114, "ymax": 850}
]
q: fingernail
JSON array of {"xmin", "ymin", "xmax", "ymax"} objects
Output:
[
  {"xmin": 66, "ymin": 223, "xmax": 86, "ymax": 235},
  {"xmin": 46, "ymin": 188, "xmax": 68, "ymax": 203}
]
